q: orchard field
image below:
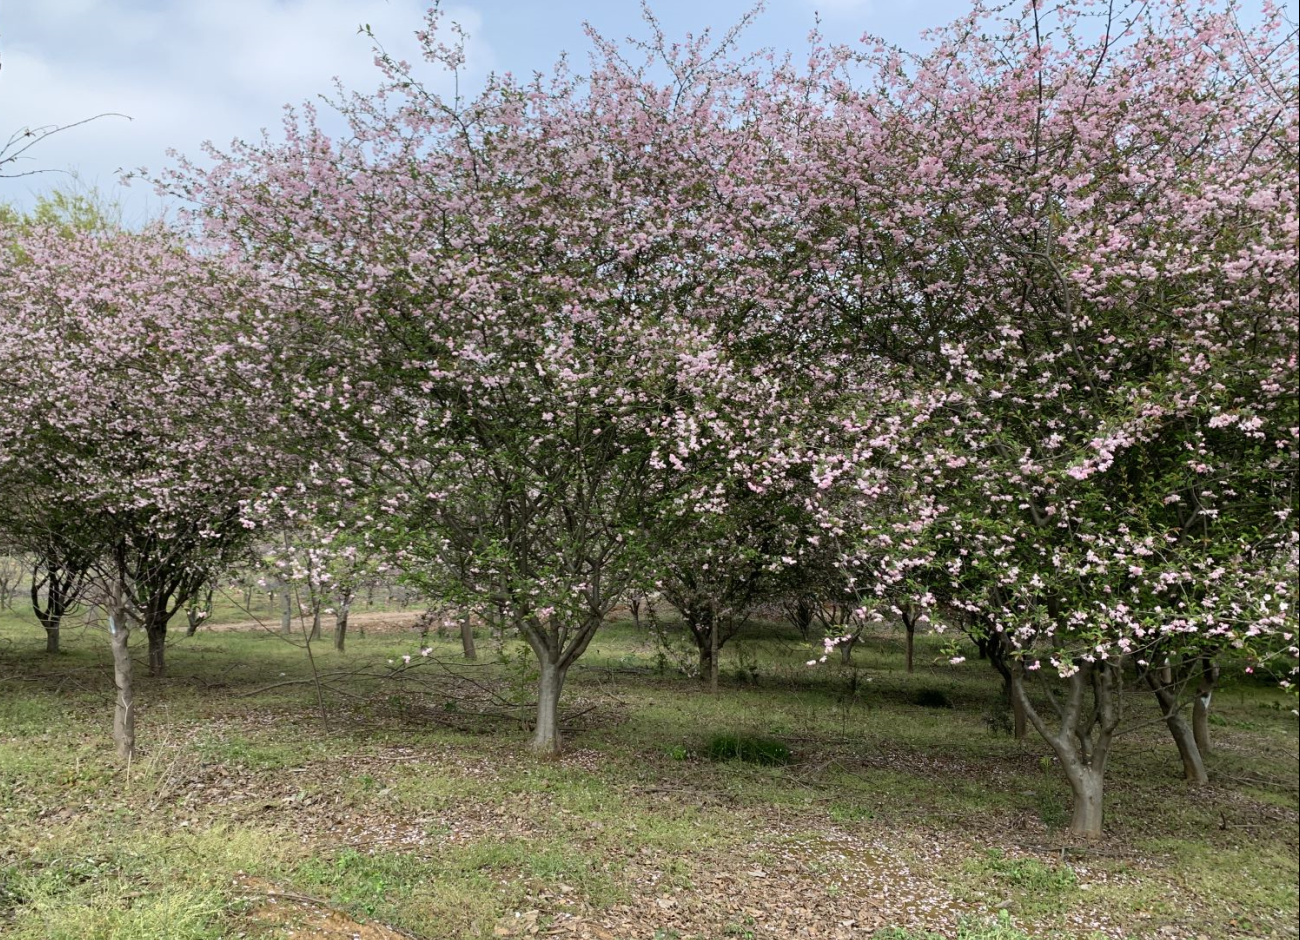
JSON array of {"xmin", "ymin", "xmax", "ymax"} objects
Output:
[
  {"xmin": 1, "ymin": 600, "xmax": 1296, "ymax": 940},
  {"xmin": 2, "ymin": 0, "xmax": 1297, "ymax": 937}
]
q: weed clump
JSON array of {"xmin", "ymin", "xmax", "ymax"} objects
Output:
[{"xmin": 706, "ymin": 733, "xmax": 791, "ymax": 766}]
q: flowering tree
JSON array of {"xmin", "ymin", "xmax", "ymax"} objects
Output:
[
  {"xmin": 800, "ymin": 0, "xmax": 1298, "ymax": 835},
  {"xmin": 0, "ymin": 222, "xmax": 283, "ymax": 756},
  {"xmin": 165, "ymin": 11, "xmax": 835, "ymax": 753}
]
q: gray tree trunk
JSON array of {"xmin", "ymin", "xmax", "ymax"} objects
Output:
[
  {"xmin": 1061, "ymin": 762, "xmax": 1105, "ymax": 837},
  {"xmin": 1012, "ymin": 661, "xmax": 1121, "ymax": 839},
  {"xmin": 334, "ymin": 600, "xmax": 350, "ymax": 652},
  {"xmin": 1193, "ymin": 659, "xmax": 1218, "ymax": 755},
  {"xmin": 1144, "ymin": 667, "xmax": 1209, "ymax": 786},
  {"xmin": 1011, "ymin": 685, "xmax": 1027, "ymax": 741},
  {"xmin": 309, "ymin": 604, "xmax": 322, "ymax": 642},
  {"xmin": 280, "ymin": 589, "xmax": 292, "ymax": 634},
  {"xmin": 531, "ymin": 656, "xmax": 567, "ymax": 755},
  {"xmin": 45, "ymin": 624, "xmax": 60, "ymax": 654},
  {"xmin": 107, "ymin": 589, "xmax": 135, "ymax": 762},
  {"xmin": 460, "ymin": 614, "xmax": 477, "ymax": 660}
]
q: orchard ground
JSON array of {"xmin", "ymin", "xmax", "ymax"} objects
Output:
[{"xmin": 0, "ymin": 601, "xmax": 1296, "ymax": 940}]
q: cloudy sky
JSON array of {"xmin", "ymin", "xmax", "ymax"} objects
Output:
[{"xmin": 1, "ymin": 0, "xmax": 1293, "ymax": 219}]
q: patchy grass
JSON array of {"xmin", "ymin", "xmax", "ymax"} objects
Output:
[{"xmin": 1, "ymin": 606, "xmax": 1296, "ymax": 939}]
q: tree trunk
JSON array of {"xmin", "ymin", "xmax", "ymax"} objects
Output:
[
  {"xmin": 146, "ymin": 628, "xmax": 165, "ymax": 677},
  {"xmin": 334, "ymin": 604, "xmax": 349, "ymax": 652},
  {"xmin": 143, "ymin": 603, "xmax": 168, "ymax": 677},
  {"xmin": 1193, "ymin": 659, "xmax": 1218, "ymax": 755},
  {"xmin": 1144, "ymin": 667, "xmax": 1209, "ymax": 786},
  {"xmin": 709, "ymin": 612, "xmax": 720, "ymax": 695},
  {"xmin": 1166, "ymin": 710, "xmax": 1209, "ymax": 786},
  {"xmin": 107, "ymin": 591, "xmax": 135, "ymax": 762},
  {"xmin": 280, "ymin": 589, "xmax": 292, "ymax": 634},
  {"xmin": 309, "ymin": 604, "xmax": 322, "ymax": 642},
  {"xmin": 901, "ymin": 610, "xmax": 916, "ymax": 674},
  {"xmin": 185, "ymin": 592, "xmax": 210, "ymax": 637},
  {"xmin": 531, "ymin": 656, "xmax": 567, "ymax": 755},
  {"xmin": 1011, "ymin": 684, "xmax": 1027, "ymax": 741},
  {"xmin": 460, "ymin": 614, "xmax": 477, "ymax": 660},
  {"xmin": 987, "ymin": 636, "xmax": 1026, "ymax": 741},
  {"xmin": 1062, "ymin": 762, "xmax": 1105, "ymax": 838},
  {"xmin": 697, "ymin": 645, "xmax": 713, "ymax": 681},
  {"xmin": 839, "ymin": 634, "xmax": 856, "ymax": 664},
  {"xmin": 1012, "ymin": 662, "xmax": 1121, "ymax": 839},
  {"xmin": 32, "ymin": 561, "xmax": 74, "ymax": 655}
]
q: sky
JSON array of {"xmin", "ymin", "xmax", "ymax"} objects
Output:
[{"xmin": 1, "ymin": 0, "xmax": 1295, "ymax": 220}]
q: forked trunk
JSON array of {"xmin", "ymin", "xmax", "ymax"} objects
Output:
[
  {"xmin": 1012, "ymin": 661, "xmax": 1121, "ymax": 839},
  {"xmin": 531, "ymin": 656, "xmax": 567, "ymax": 755},
  {"xmin": 902, "ymin": 610, "xmax": 916, "ymax": 674},
  {"xmin": 309, "ymin": 605, "xmax": 322, "ymax": 642},
  {"xmin": 1144, "ymin": 667, "xmax": 1209, "ymax": 786},
  {"xmin": 1167, "ymin": 712, "xmax": 1209, "ymax": 785},
  {"xmin": 460, "ymin": 614, "xmax": 477, "ymax": 660},
  {"xmin": 839, "ymin": 634, "xmax": 857, "ymax": 664},
  {"xmin": 1062, "ymin": 763, "xmax": 1105, "ymax": 838}
]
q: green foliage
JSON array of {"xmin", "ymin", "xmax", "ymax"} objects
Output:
[
  {"xmin": 971, "ymin": 850, "xmax": 1078, "ymax": 893},
  {"xmin": 706, "ymin": 733, "xmax": 792, "ymax": 766},
  {"xmin": 1034, "ymin": 789, "xmax": 1069, "ymax": 832}
]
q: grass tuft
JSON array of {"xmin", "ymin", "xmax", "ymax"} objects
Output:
[{"xmin": 705, "ymin": 733, "xmax": 792, "ymax": 766}]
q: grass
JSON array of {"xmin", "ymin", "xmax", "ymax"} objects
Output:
[
  {"xmin": 1, "ymin": 596, "xmax": 1297, "ymax": 939},
  {"xmin": 705, "ymin": 733, "xmax": 793, "ymax": 766}
]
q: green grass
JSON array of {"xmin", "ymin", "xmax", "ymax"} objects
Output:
[
  {"xmin": 705, "ymin": 732, "xmax": 793, "ymax": 766},
  {"xmin": 875, "ymin": 910, "xmax": 1035, "ymax": 939},
  {"xmin": 1, "ymin": 604, "xmax": 1296, "ymax": 939}
]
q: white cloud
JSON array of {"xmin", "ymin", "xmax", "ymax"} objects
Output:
[{"xmin": 0, "ymin": 0, "xmax": 490, "ymax": 213}]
